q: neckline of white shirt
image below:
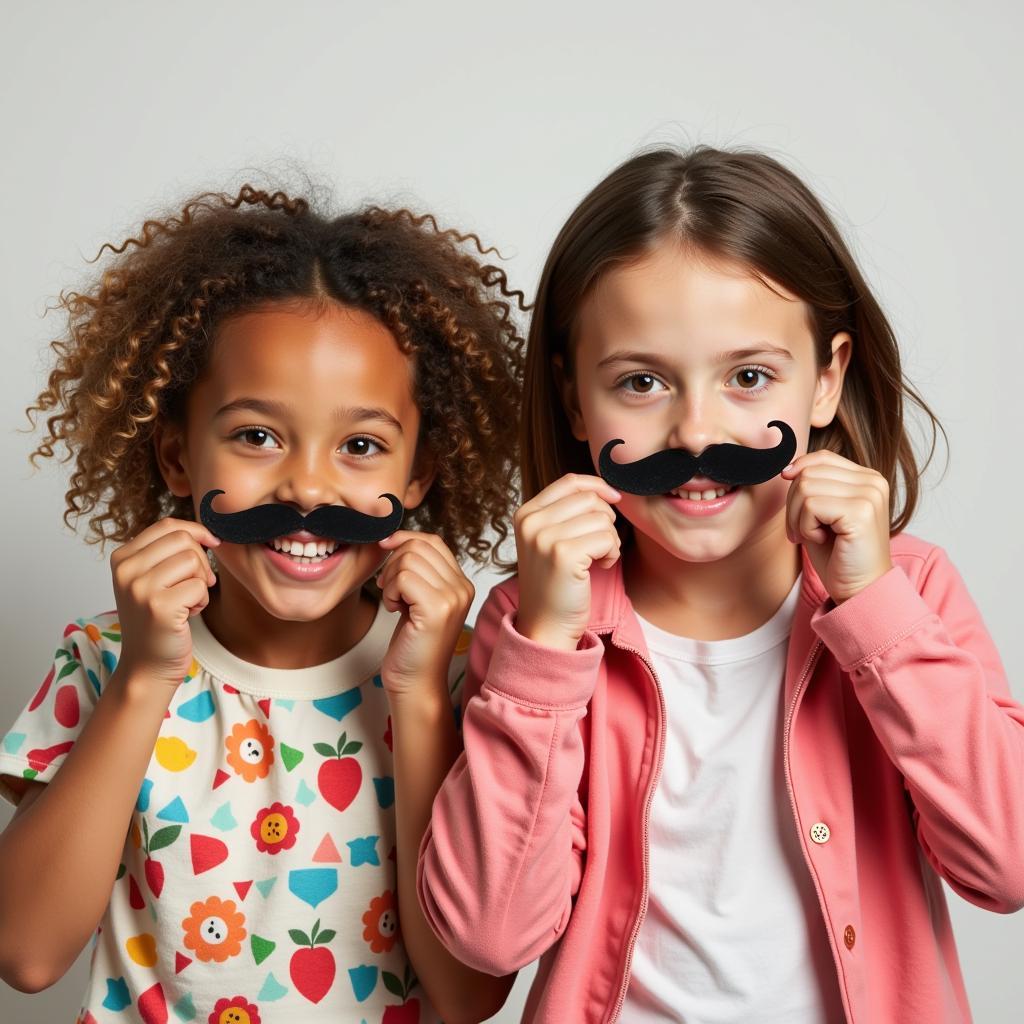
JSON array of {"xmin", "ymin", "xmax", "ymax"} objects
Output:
[
  {"xmin": 188, "ymin": 600, "xmax": 400, "ymax": 698},
  {"xmin": 632, "ymin": 573, "xmax": 803, "ymax": 665}
]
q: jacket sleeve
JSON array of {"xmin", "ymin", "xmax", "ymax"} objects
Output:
[
  {"xmin": 811, "ymin": 547, "xmax": 1024, "ymax": 913},
  {"xmin": 416, "ymin": 582, "xmax": 602, "ymax": 974}
]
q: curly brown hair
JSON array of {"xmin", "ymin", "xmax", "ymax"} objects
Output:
[{"xmin": 25, "ymin": 185, "xmax": 526, "ymax": 566}]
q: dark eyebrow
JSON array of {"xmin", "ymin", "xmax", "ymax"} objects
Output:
[
  {"xmin": 597, "ymin": 344, "xmax": 794, "ymax": 370},
  {"xmin": 215, "ymin": 397, "xmax": 403, "ymax": 433},
  {"xmin": 713, "ymin": 345, "xmax": 794, "ymax": 363},
  {"xmin": 596, "ymin": 350, "xmax": 671, "ymax": 371}
]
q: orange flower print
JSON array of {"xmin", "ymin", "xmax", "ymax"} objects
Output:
[
  {"xmin": 362, "ymin": 890, "xmax": 399, "ymax": 953},
  {"xmin": 182, "ymin": 896, "xmax": 246, "ymax": 963},
  {"xmin": 225, "ymin": 720, "xmax": 275, "ymax": 782},
  {"xmin": 209, "ymin": 995, "xmax": 261, "ymax": 1024},
  {"xmin": 251, "ymin": 802, "xmax": 300, "ymax": 854}
]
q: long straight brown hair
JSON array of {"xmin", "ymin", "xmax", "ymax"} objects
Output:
[{"xmin": 522, "ymin": 146, "xmax": 944, "ymax": 533}]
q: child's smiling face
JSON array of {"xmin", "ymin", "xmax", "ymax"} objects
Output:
[
  {"xmin": 561, "ymin": 242, "xmax": 851, "ymax": 565},
  {"xmin": 157, "ymin": 300, "xmax": 431, "ymax": 624}
]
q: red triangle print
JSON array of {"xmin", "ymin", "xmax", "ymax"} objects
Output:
[
  {"xmin": 175, "ymin": 951, "xmax": 192, "ymax": 974},
  {"xmin": 257, "ymin": 698, "xmax": 271, "ymax": 718},
  {"xmin": 233, "ymin": 880, "xmax": 253, "ymax": 900},
  {"xmin": 163, "ymin": 710, "xmax": 171, "ymax": 718},
  {"xmin": 190, "ymin": 834, "xmax": 229, "ymax": 875},
  {"xmin": 212, "ymin": 769, "xmax": 230, "ymax": 790},
  {"xmin": 128, "ymin": 874, "xmax": 145, "ymax": 910},
  {"xmin": 223, "ymin": 683, "xmax": 240, "ymax": 695},
  {"xmin": 312, "ymin": 834, "xmax": 342, "ymax": 863}
]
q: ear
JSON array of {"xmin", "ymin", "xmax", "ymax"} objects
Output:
[
  {"xmin": 810, "ymin": 332, "xmax": 853, "ymax": 429},
  {"xmin": 401, "ymin": 443, "xmax": 436, "ymax": 511},
  {"xmin": 153, "ymin": 419, "xmax": 193, "ymax": 498},
  {"xmin": 553, "ymin": 353, "xmax": 588, "ymax": 442}
]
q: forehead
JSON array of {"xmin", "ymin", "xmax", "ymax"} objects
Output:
[
  {"xmin": 576, "ymin": 243, "xmax": 813, "ymax": 360},
  {"xmin": 195, "ymin": 301, "xmax": 417, "ymax": 420}
]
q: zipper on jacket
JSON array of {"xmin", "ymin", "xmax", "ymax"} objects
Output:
[
  {"xmin": 605, "ymin": 636, "xmax": 667, "ymax": 1024},
  {"xmin": 606, "ymin": 630, "xmax": 826, "ymax": 1021},
  {"xmin": 781, "ymin": 637, "xmax": 854, "ymax": 1022}
]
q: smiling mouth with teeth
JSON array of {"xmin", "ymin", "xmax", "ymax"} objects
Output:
[
  {"xmin": 266, "ymin": 537, "xmax": 345, "ymax": 564},
  {"xmin": 668, "ymin": 484, "xmax": 739, "ymax": 501}
]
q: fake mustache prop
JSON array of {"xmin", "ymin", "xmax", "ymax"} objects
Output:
[
  {"xmin": 598, "ymin": 420, "xmax": 797, "ymax": 496},
  {"xmin": 199, "ymin": 489, "xmax": 405, "ymax": 545}
]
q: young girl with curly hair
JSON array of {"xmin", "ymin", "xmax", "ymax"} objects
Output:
[
  {"xmin": 418, "ymin": 147, "xmax": 1024, "ymax": 1022},
  {"xmin": 0, "ymin": 184, "xmax": 523, "ymax": 1024}
]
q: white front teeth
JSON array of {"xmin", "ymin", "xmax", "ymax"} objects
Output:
[
  {"xmin": 270, "ymin": 538, "xmax": 338, "ymax": 558},
  {"xmin": 671, "ymin": 486, "xmax": 734, "ymax": 501}
]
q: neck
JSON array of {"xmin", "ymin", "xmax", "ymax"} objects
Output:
[
  {"xmin": 200, "ymin": 577, "xmax": 378, "ymax": 669},
  {"xmin": 623, "ymin": 508, "xmax": 801, "ymax": 641}
]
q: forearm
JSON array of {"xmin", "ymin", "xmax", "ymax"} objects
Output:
[
  {"xmin": 812, "ymin": 564, "xmax": 1024, "ymax": 909},
  {"xmin": 0, "ymin": 668, "xmax": 173, "ymax": 988},
  {"xmin": 391, "ymin": 687, "xmax": 514, "ymax": 1023},
  {"xmin": 418, "ymin": 613, "xmax": 599, "ymax": 974}
]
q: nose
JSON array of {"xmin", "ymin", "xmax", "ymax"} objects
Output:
[
  {"xmin": 272, "ymin": 448, "xmax": 340, "ymax": 513},
  {"xmin": 666, "ymin": 392, "xmax": 715, "ymax": 456}
]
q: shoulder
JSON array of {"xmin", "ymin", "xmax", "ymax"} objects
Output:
[
  {"xmin": 481, "ymin": 575, "xmax": 521, "ymax": 619},
  {"xmin": 56, "ymin": 610, "xmax": 123, "ymax": 686},
  {"xmin": 490, "ymin": 574, "xmax": 521, "ymax": 605},
  {"xmin": 889, "ymin": 532, "xmax": 957, "ymax": 585}
]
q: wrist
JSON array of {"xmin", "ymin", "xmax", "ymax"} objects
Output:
[
  {"xmin": 833, "ymin": 561, "xmax": 894, "ymax": 604},
  {"xmin": 386, "ymin": 680, "xmax": 450, "ymax": 716},
  {"xmin": 514, "ymin": 613, "xmax": 582, "ymax": 652},
  {"xmin": 106, "ymin": 667, "xmax": 178, "ymax": 711}
]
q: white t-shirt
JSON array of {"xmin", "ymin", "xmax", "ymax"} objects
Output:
[
  {"xmin": 622, "ymin": 576, "xmax": 845, "ymax": 1023},
  {"xmin": 0, "ymin": 602, "xmax": 468, "ymax": 1024}
]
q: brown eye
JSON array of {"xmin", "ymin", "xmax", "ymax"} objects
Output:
[
  {"xmin": 733, "ymin": 367, "xmax": 773, "ymax": 391},
  {"xmin": 624, "ymin": 373, "xmax": 665, "ymax": 394},
  {"xmin": 342, "ymin": 437, "xmax": 383, "ymax": 457},
  {"xmin": 239, "ymin": 428, "xmax": 276, "ymax": 448}
]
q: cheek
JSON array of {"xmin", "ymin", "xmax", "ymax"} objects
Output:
[
  {"xmin": 753, "ymin": 474, "xmax": 792, "ymax": 513},
  {"xmin": 192, "ymin": 459, "xmax": 266, "ymax": 514},
  {"xmin": 579, "ymin": 392, "xmax": 656, "ymax": 463}
]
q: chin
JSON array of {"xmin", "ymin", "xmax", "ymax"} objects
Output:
[
  {"xmin": 640, "ymin": 524, "xmax": 742, "ymax": 565},
  {"xmin": 254, "ymin": 589, "xmax": 350, "ymax": 623}
]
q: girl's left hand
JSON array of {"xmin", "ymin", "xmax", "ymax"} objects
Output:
[
  {"xmin": 376, "ymin": 531, "xmax": 474, "ymax": 697},
  {"xmin": 781, "ymin": 451, "xmax": 893, "ymax": 604}
]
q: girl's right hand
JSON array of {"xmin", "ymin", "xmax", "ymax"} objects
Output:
[
  {"xmin": 109, "ymin": 519, "xmax": 221, "ymax": 688},
  {"xmin": 514, "ymin": 474, "xmax": 621, "ymax": 651}
]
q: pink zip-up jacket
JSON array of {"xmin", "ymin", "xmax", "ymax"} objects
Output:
[{"xmin": 417, "ymin": 533, "xmax": 1024, "ymax": 1022}]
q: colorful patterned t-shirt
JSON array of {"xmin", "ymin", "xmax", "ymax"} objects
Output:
[{"xmin": 0, "ymin": 603, "xmax": 468, "ymax": 1024}]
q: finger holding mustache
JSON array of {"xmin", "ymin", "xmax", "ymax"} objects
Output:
[
  {"xmin": 377, "ymin": 532, "xmax": 474, "ymax": 698},
  {"xmin": 782, "ymin": 451, "xmax": 892, "ymax": 603},
  {"xmin": 514, "ymin": 476, "xmax": 623, "ymax": 652}
]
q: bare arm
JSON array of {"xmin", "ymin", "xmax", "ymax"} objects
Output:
[
  {"xmin": 391, "ymin": 687, "xmax": 515, "ymax": 1023},
  {"xmin": 0, "ymin": 669, "xmax": 172, "ymax": 992}
]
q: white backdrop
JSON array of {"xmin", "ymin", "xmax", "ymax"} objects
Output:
[{"xmin": 1, "ymin": 2, "xmax": 1021, "ymax": 1021}]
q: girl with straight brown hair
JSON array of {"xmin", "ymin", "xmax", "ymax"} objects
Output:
[{"xmin": 418, "ymin": 146, "xmax": 1024, "ymax": 1022}]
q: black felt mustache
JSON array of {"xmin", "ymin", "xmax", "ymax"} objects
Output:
[
  {"xmin": 199, "ymin": 489, "xmax": 404, "ymax": 544},
  {"xmin": 598, "ymin": 420, "xmax": 797, "ymax": 496}
]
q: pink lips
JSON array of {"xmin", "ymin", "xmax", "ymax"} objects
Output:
[
  {"xmin": 261, "ymin": 541, "xmax": 349, "ymax": 580},
  {"xmin": 664, "ymin": 485, "xmax": 741, "ymax": 518}
]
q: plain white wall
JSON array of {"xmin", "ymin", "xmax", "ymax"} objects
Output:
[{"xmin": 1, "ymin": 1, "xmax": 1021, "ymax": 1021}]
